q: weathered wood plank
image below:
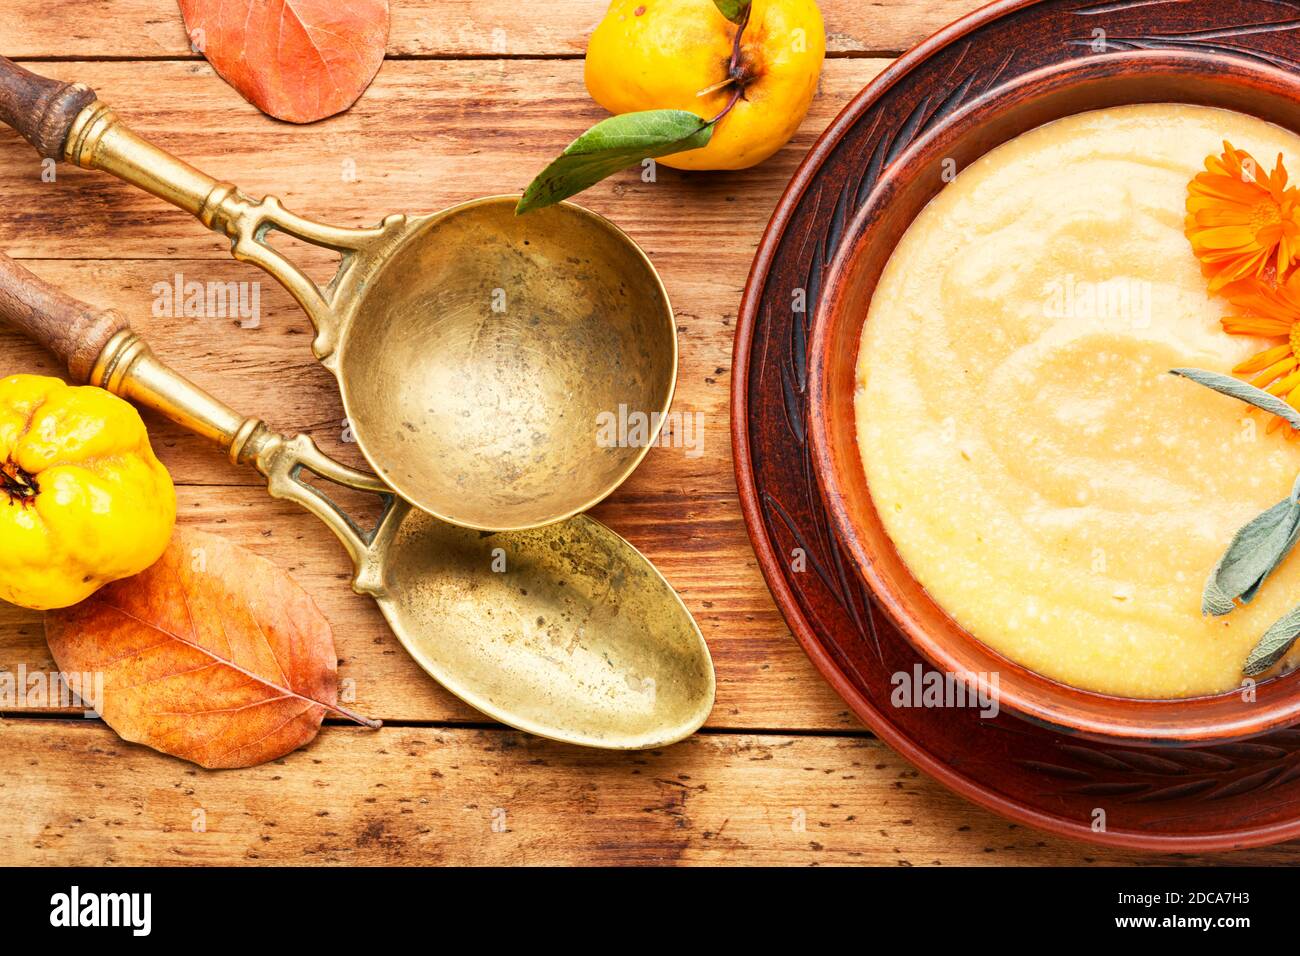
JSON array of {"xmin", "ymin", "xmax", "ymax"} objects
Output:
[
  {"xmin": 0, "ymin": 485, "xmax": 852, "ymax": 728},
  {"xmin": 0, "ymin": 59, "xmax": 888, "ymax": 261},
  {"xmin": 0, "ymin": 59, "xmax": 878, "ymax": 731},
  {"xmin": 0, "ymin": 254, "xmax": 741, "ymax": 495},
  {"xmin": 5, "ymin": 719, "xmax": 1292, "ymax": 865},
  {"xmin": 0, "ymin": 0, "xmax": 987, "ymax": 58},
  {"xmin": 0, "ymin": 58, "xmax": 885, "ymax": 496},
  {"xmin": 6, "ymin": 0, "xmax": 1274, "ymax": 870}
]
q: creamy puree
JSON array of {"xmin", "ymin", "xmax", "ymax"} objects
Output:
[{"xmin": 856, "ymin": 104, "xmax": 1300, "ymax": 699}]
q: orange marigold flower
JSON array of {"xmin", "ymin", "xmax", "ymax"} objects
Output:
[
  {"xmin": 1223, "ymin": 271, "xmax": 1300, "ymax": 434},
  {"xmin": 1186, "ymin": 141, "xmax": 1300, "ymax": 292}
]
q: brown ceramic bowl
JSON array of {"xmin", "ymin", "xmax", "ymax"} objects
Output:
[{"xmin": 809, "ymin": 49, "xmax": 1300, "ymax": 746}]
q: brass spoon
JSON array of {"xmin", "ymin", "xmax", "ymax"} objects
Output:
[
  {"xmin": 0, "ymin": 57, "xmax": 678, "ymax": 533},
  {"xmin": 0, "ymin": 252, "xmax": 716, "ymax": 750}
]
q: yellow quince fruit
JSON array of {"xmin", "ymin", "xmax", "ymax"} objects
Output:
[
  {"xmin": 0, "ymin": 375, "xmax": 175, "ymax": 610},
  {"xmin": 585, "ymin": 0, "xmax": 826, "ymax": 170}
]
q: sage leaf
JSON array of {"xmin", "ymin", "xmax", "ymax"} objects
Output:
[
  {"xmin": 1203, "ymin": 490, "xmax": 1300, "ymax": 615},
  {"xmin": 1245, "ymin": 603, "xmax": 1300, "ymax": 675},
  {"xmin": 517, "ymin": 109, "xmax": 713, "ymax": 214},
  {"xmin": 713, "ymin": 0, "xmax": 752, "ymax": 23},
  {"xmin": 1169, "ymin": 368, "xmax": 1300, "ymax": 430}
]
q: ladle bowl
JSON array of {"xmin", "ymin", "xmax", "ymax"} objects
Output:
[{"xmin": 338, "ymin": 196, "xmax": 677, "ymax": 531}]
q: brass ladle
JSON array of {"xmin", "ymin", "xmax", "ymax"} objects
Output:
[
  {"xmin": 0, "ymin": 251, "xmax": 716, "ymax": 749},
  {"xmin": 0, "ymin": 56, "xmax": 678, "ymax": 532}
]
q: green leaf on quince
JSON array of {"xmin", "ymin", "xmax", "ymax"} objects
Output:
[
  {"xmin": 516, "ymin": 109, "xmax": 713, "ymax": 214},
  {"xmin": 712, "ymin": 0, "xmax": 753, "ymax": 24}
]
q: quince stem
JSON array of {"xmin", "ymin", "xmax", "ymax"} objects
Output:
[
  {"xmin": 696, "ymin": 77, "xmax": 735, "ymax": 98},
  {"xmin": 698, "ymin": 3, "xmax": 751, "ymax": 125}
]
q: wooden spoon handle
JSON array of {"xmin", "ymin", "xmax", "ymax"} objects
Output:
[
  {"xmin": 0, "ymin": 252, "xmax": 126, "ymax": 382},
  {"xmin": 0, "ymin": 56, "xmax": 96, "ymax": 160}
]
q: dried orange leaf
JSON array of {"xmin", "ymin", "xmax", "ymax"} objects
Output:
[
  {"xmin": 45, "ymin": 528, "xmax": 378, "ymax": 769},
  {"xmin": 177, "ymin": 0, "xmax": 390, "ymax": 123}
]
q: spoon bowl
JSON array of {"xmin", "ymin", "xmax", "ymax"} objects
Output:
[{"xmin": 378, "ymin": 505, "xmax": 714, "ymax": 747}]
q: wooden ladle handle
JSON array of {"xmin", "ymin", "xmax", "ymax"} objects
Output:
[
  {"xmin": 0, "ymin": 249, "xmax": 264, "ymax": 456},
  {"xmin": 0, "ymin": 55, "xmax": 96, "ymax": 160},
  {"xmin": 0, "ymin": 252, "xmax": 126, "ymax": 382}
]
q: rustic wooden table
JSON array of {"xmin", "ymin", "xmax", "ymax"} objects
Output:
[{"xmin": 0, "ymin": 0, "xmax": 1292, "ymax": 866}]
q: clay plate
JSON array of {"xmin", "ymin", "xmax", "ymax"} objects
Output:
[{"xmin": 733, "ymin": 0, "xmax": 1300, "ymax": 850}]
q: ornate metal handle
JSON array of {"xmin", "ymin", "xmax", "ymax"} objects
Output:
[
  {"xmin": 0, "ymin": 56, "xmax": 407, "ymax": 361},
  {"xmin": 240, "ymin": 429, "xmax": 403, "ymax": 594},
  {"xmin": 64, "ymin": 101, "xmax": 408, "ymax": 361},
  {"xmin": 94, "ymin": 330, "xmax": 401, "ymax": 585}
]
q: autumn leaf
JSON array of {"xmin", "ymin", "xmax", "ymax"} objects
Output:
[
  {"xmin": 177, "ymin": 0, "xmax": 391, "ymax": 123},
  {"xmin": 45, "ymin": 528, "xmax": 379, "ymax": 769}
]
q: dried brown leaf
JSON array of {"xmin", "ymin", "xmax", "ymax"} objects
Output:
[
  {"xmin": 177, "ymin": 0, "xmax": 390, "ymax": 123},
  {"xmin": 46, "ymin": 528, "xmax": 377, "ymax": 769}
]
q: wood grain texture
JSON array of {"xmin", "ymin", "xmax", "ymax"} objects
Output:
[
  {"xmin": 8, "ymin": 719, "xmax": 1299, "ymax": 866},
  {"xmin": 0, "ymin": 1, "xmax": 1293, "ymax": 863},
  {"xmin": 0, "ymin": 60, "xmax": 876, "ymax": 731},
  {"xmin": 0, "ymin": 487, "xmax": 853, "ymax": 728},
  {"xmin": 0, "ymin": 0, "xmax": 987, "ymax": 58},
  {"xmin": 0, "ymin": 59, "xmax": 888, "ymax": 264}
]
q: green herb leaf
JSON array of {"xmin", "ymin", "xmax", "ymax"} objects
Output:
[
  {"xmin": 1203, "ymin": 487, "xmax": 1300, "ymax": 615},
  {"xmin": 1169, "ymin": 368, "xmax": 1300, "ymax": 430},
  {"xmin": 517, "ymin": 109, "xmax": 713, "ymax": 214},
  {"xmin": 712, "ymin": 0, "xmax": 752, "ymax": 23},
  {"xmin": 1245, "ymin": 603, "xmax": 1300, "ymax": 675},
  {"xmin": 1170, "ymin": 368, "xmax": 1300, "ymax": 672}
]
